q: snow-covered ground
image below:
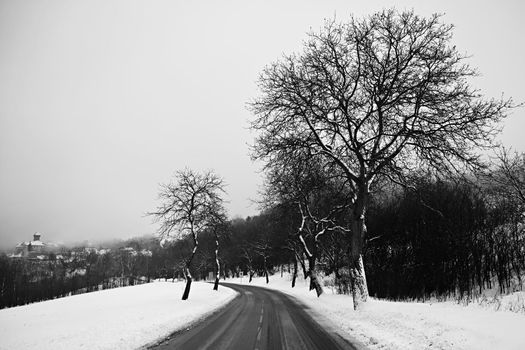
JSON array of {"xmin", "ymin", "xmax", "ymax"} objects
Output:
[
  {"xmin": 230, "ymin": 273, "xmax": 525, "ymax": 350},
  {"xmin": 0, "ymin": 281, "xmax": 237, "ymax": 350},
  {"xmin": 3, "ymin": 275, "xmax": 523, "ymax": 350}
]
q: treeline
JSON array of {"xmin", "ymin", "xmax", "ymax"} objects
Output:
[
  {"xmin": 132, "ymin": 162, "xmax": 525, "ymax": 303},
  {"xmin": 366, "ymin": 178, "xmax": 525, "ymax": 301},
  {"xmin": 159, "ymin": 154, "xmax": 524, "ymax": 302},
  {"xmin": 152, "ymin": 214, "xmax": 290, "ymax": 283},
  {"xmin": 3, "ymin": 162, "xmax": 523, "ymax": 308},
  {"xmin": 0, "ymin": 256, "xmax": 144, "ymax": 309},
  {"xmin": 1, "ymin": 239, "xmax": 160, "ymax": 309}
]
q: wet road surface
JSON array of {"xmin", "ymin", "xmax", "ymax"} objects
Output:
[{"xmin": 150, "ymin": 282, "xmax": 360, "ymax": 350}]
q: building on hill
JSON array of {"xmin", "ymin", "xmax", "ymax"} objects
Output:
[{"xmin": 12, "ymin": 232, "xmax": 47, "ymax": 258}]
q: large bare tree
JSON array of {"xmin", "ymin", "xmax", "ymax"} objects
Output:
[
  {"xmin": 149, "ymin": 169, "xmax": 226, "ymax": 300},
  {"xmin": 250, "ymin": 10, "xmax": 514, "ymax": 308}
]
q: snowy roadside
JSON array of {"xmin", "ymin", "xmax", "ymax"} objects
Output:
[
  {"xmin": 229, "ymin": 274, "xmax": 525, "ymax": 350},
  {"xmin": 0, "ymin": 281, "xmax": 237, "ymax": 350}
]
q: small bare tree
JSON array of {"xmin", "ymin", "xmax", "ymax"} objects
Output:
[
  {"xmin": 251, "ymin": 9, "xmax": 514, "ymax": 308},
  {"xmin": 252, "ymin": 239, "xmax": 271, "ymax": 284},
  {"xmin": 264, "ymin": 153, "xmax": 351, "ymax": 296},
  {"xmin": 149, "ymin": 169, "xmax": 226, "ymax": 300},
  {"xmin": 241, "ymin": 246, "xmax": 256, "ymax": 282}
]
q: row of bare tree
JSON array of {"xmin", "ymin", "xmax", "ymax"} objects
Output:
[
  {"xmin": 148, "ymin": 148, "xmax": 524, "ymax": 304},
  {"xmin": 150, "ymin": 9, "xmax": 521, "ymax": 308},
  {"xmin": 0, "ymin": 246, "xmax": 154, "ymax": 309}
]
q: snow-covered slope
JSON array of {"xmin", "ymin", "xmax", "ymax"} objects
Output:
[
  {"xmin": 230, "ymin": 274, "xmax": 525, "ymax": 350},
  {"xmin": 0, "ymin": 281, "xmax": 237, "ymax": 350}
]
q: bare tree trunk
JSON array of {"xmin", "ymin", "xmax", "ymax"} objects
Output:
[
  {"xmin": 213, "ymin": 231, "xmax": 220, "ymax": 291},
  {"xmin": 308, "ymin": 257, "xmax": 323, "ymax": 297},
  {"xmin": 298, "ymin": 254, "xmax": 307, "ymax": 279},
  {"xmin": 182, "ymin": 268, "xmax": 192, "ymax": 300},
  {"xmin": 297, "ymin": 230, "xmax": 323, "ymax": 296},
  {"xmin": 182, "ymin": 233, "xmax": 198, "ymax": 300},
  {"xmin": 243, "ymin": 248, "xmax": 255, "ymax": 284},
  {"xmin": 349, "ymin": 254, "xmax": 368, "ymax": 308},
  {"xmin": 309, "ymin": 266, "xmax": 323, "ymax": 297},
  {"xmin": 349, "ymin": 189, "xmax": 370, "ymax": 309},
  {"xmin": 292, "ymin": 257, "xmax": 298, "ymax": 288},
  {"xmin": 264, "ymin": 256, "xmax": 269, "ymax": 284},
  {"xmin": 349, "ymin": 225, "xmax": 368, "ymax": 309}
]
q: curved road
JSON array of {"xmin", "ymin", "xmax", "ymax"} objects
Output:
[{"xmin": 150, "ymin": 283, "xmax": 360, "ymax": 350}]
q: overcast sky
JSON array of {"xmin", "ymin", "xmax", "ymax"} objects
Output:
[{"xmin": 1, "ymin": 0, "xmax": 523, "ymax": 248}]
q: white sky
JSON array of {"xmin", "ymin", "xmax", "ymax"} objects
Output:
[{"xmin": 1, "ymin": 0, "xmax": 523, "ymax": 248}]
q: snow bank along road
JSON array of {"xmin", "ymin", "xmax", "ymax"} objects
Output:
[{"xmin": 151, "ymin": 283, "xmax": 362, "ymax": 350}]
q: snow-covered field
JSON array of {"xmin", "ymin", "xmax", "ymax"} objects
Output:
[
  {"xmin": 0, "ymin": 281, "xmax": 237, "ymax": 350},
  {"xmin": 230, "ymin": 274, "xmax": 525, "ymax": 350}
]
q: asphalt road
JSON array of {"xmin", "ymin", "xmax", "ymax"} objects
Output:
[{"xmin": 150, "ymin": 282, "xmax": 360, "ymax": 350}]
